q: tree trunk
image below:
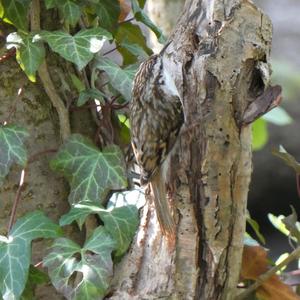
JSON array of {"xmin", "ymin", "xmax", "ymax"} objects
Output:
[{"xmin": 111, "ymin": 1, "xmax": 277, "ymax": 299}]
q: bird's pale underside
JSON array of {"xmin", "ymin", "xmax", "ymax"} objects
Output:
[{"xmin": 130, "ymin": 52, "xmax": 183, "ymax": 237}]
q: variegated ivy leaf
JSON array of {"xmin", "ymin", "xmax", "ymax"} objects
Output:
[
  {"xmin": 44, "ymin": 227, "xmax": 116, "ymax": 300},
  {"xmin": 41, "ymin": 28, "xmax": 112, "ymax": 69},
  {"xmin": 1, "ymin": 0, "xmax": 31, "ymax": 30},
  {"xmin": 16, "ymin": 34, "xmax": 45, "ymax": 82},
  {"xmin": 60, "ymin": 202, "xmax": 139, "ymax": 256},
  {"xmin": 94, "ymin": 57, "xmax": 138, "ymax": 101},
  {"xmin": 0, "ymin": 124, "xmax": 29, "ymax": 185},
  {"xmin": 50, "ymin": 134, "xmax": 127, "ymax": 205},
  {"xmin": 0, "ymin": 211, "xmax": 62, "ymax": 300}
]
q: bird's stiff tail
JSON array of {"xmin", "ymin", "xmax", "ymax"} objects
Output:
[{"xmin": 150, "ymin": 172, "xmax": 176, "ymax": 238}]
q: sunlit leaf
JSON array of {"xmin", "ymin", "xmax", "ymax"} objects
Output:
[
  {"xmin": 44, "ymin": 227, "xmax": 116, "ymax": 300},
  {"xmin": 275, "ymin": 253, "xmax": 289, "ymax": 274},
  {"xmin": 281, "ymin": 207, "xmax": 300, "ymax": 243},
  {"xmin": 0, "ymin": 125, "xmax": 29, "ymax": 185},
  {"xmin": 252, "ymin": 118, "xmax": 268, "ymax": 151},
  {"xmin": 60, "ymin": 203, "xmax": 139, "ymax": 256},
  {"xmin": 50, "ymin": 134, "xmax": 127, "ymax": 205},
  {"xmin": 16, "ymin": 34, "xmax": 45, "ymax": 82},
  {"xmin": 0, "ymin": 211, "xmax": 62, "ymax": 300},
  {"xmin": 41, "ymin": 28, "xmax": 112, "ymax": 69},
  {"xmin": 268, "ymin": 213, "xmax": 291, "ymax": 238},
  {"xmin": 262, "ymin": 107, "xmax": 292, "ymax": 126}
]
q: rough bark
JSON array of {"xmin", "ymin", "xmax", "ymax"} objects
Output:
[{"xmin": 111, "ymin": 1, "xmax": 276, "ymax": 299}]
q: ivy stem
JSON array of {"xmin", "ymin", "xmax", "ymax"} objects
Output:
[
  {"xmin": 28, "ymin": 149, "xmax": 57, "ymax": 164},
  {"xmin": 7, "ymin": 169, "xmax": 26, "ymax": 233},
  {"xmin": 31, "ymin": 0, "xmax": 71, "ymax": 141},
  {"xmin": 236, "ymin": 246, "xmax": 300, "ymax": 300}
]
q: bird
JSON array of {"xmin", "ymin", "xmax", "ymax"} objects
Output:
[{"xmin": 130, "ymin": 51, "xmax": 183, "ymax": 237}]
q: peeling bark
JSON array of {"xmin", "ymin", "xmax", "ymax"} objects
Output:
[{"xmin": 111, "ymin": 1, "xmax": 279, "ymax": 299}]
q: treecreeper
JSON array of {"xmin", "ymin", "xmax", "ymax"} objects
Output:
[{"xmin": 130, "ymin": 48, "xmax": 183, "ymax": 238}]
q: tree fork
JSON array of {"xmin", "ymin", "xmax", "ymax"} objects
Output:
[{"xmin": 111, "ymin": 1, "xmax": 281, "ymax": 299}]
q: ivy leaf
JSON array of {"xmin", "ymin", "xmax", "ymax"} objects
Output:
[
  {"xmin": 41, "ymin": 28, "xmax": 112, "ymax": 69},
  {"xmin": 0, "ymin": 125, "xmax": 29, "ymax": 185},
  {"xmin": 77, "ymin": 88, "xmax": 105, "ymax": 107},
  {"xmin": 1, "ymin": 0, "xmax": 31, "ymax": 30},
  {"xmin": 50, "ymin": 134, "xmax": 127, "ymax": 205},
  {"xmin": 252, "ymin": 118, "xmax": 268, "ymax": 151},
  {"xmin": 44, "ymin": 227, "xmax": 116, "ymax": 300},
  {"xmin": 90, "ymin": 0, "xmax": 120, "ymax": 31},
  {"xmin": 16, "ymin": 34, "xmax": 45, "ymax": 82},
  {"xmin": 94, "ymin": 57, "xmax": 137, "ymax": 101},
  {"xmin": 44, "ymin": 0, "xmax": 60, "ymax": 9},
  {"xmin": 120, "ymin": 40, "xmax": 149, "ymax": 60},
  {"xmin": 0, "ymin": 211, "xmax": 62, "ymax": 300},
  {"xmin": 61, "ymin": 0, "xmax": 81, "ymax": 26},
  {"xmin": 60, "ymin": 203, "xmax": 139, "ymax": 256},
  {"xmin": 21, "ymin": 266, "xmax": 50, "ymax": 300},
  {"xmin": 130, "ymin": 0, "xmax": 166, "ymax": 44},
  {"xmin": 115, "ymin": 22, "xmax": 152, "ymax": 65},
  {"xmin": 100, "ymin": 205, "xmax": 139, "ymax": 257}
]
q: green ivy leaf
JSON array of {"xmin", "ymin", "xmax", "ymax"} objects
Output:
[
  {"xmin": 0, "ymin": 125, "xmax": 29, "ymax": 185},
  {"xmin": 246, "ymin": 211, "xmax": 265, "ymax": 245},
  {"xmin": 252, "ymin": 118, "xmax": 268, "ymax": 151},
  {"xmin": 61, "ymin": 0, "xmax": 81, "ymax": 26},
  {"xmin": 41, "ymin": 28, "xmax": 112, "ymax": 69},
  {"xmin": 130, "ymin": 0, "xmax": 166, "ymax": 44},
  {"xmin": 21, "ymin": 266, "xmax": 50, "ymax": 300},
  {"xmin": 120, "ymin": 40, "xmax": 149, "ymax": 60},
  {"xmin": 100, "ymin": 205, "xmax": 139, "ymax": 257},
  {"xmin": 1, "ymin": 0, "xmax": 31, "ymax": 30},
  {"xmin": 50, "ymin": 134, "xmax": 127, "ymax": 205},
  {"xmin": 77, "ymin": 88, "xmax": 106, "ymax": 107},
  {"xmin": 90, "ymin": 0, "xmax": 120, "ymax": 31},
  {"xmin": 115, "ymin": 22, "xmax": 152, "ymax": 65},
  {"xmin": 44, "ymin": 0, "xmax": 61, "ymax": 9},
  {"xmin": 16, "ymin": 34, "xmax": 45, "ymax": 82},
  {"xmin": 44, "ymin": 227, "xmax": 116, "ymax": 300},
  {"xmin": 94, "ymin": 57, "xmax": 137, "ymax": 101},
  {"xmin": 60, "ymin": 203, "xmax": 139, "ymax": 256},
  {"xmin": 0, "ymin": 211, "xmax": 62, "ymax": 300}
]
